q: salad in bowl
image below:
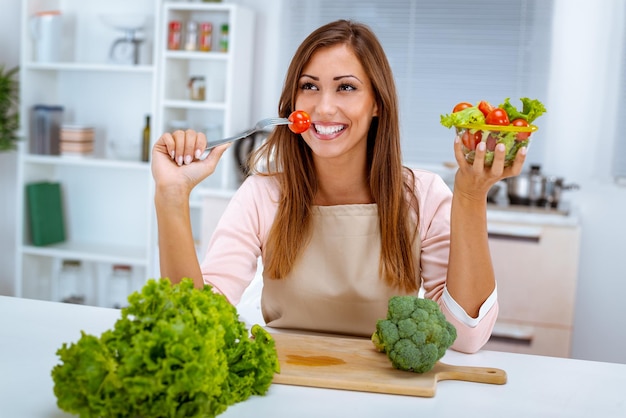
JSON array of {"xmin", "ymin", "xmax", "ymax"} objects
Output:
[{"xmin": 440, "ymin": 98, "xmax": 546, "ymax": 167}]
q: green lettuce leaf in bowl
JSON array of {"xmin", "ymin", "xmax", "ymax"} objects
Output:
[{"xmin": 440, "ymin": 106, "xmax": 486, "ymax": 128}]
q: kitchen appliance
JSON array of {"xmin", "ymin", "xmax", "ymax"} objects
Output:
[
  {"xmin": 100, "ymin": 14, "xmax": 146, "ymax": 65},
  {"xmin": 271, "ymin": 332, "xmax": 506, "ymax": 397},
  {"xmin": 29, "ymin": 11, "xmax": 62, "ymax": 63},
  {"xmin": 505, "ymin": 165, "xmax": 579, "ymax": 209}
]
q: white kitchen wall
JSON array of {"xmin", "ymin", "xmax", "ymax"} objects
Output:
[
  {"xmin": 543, "ymin": 0, "xmax": 626, "ymax": 364},
  {"xmin": 0, "ymin": 0, "xmax": 624, "ymax": 364}
]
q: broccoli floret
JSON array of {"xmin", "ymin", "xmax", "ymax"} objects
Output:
[{"xmin": 371, "ymin": 296, "xmax": 457, "ymax": 373}]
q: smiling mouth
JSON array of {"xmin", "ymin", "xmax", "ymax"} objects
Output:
[{"xmin": 314, "ymin": 124, "xmax": 346, "ymax": 135}]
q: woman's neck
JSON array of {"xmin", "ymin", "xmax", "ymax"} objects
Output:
[{"xmin": 313, "ymin": 159, "xmax": 373, "ymax": 206}]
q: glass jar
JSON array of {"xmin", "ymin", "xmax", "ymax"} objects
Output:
[
  {"xmin": 168, "ymin": 20, "xmax": 181, "ymax": 50},
  {"xmin": 188, "ymin": 76, "xmax": 206, "ymax": 101},
  {"xmin": 108, "ymin": 264, "xmax": 132, "ymax": 309},
  {"xmin": 185, "ymin": 21, "xmax": 198, "ymax": 51},
  {"xmin": 219, "ymin": 23, "xmax": 229, "ymax": 52},
  {"xmin": 199, "ymin": 22, "xmax": 213, "ymax": 52},
  {"xmin": 58, "ymin": 259, "xmax": 85, "ymax": 304}
]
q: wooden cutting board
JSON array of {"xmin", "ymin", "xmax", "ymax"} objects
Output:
[{"xmin": 271, "ymin": 332, "xmax": 507, "ymax": 397}]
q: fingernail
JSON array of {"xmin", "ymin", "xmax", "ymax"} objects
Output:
[
  {"xmin": 454, "ymin": 136, "xmax": 460, "ymax": 144},
  {"xmin": 194, "ymin": 149, "xmax": 201, "ymax": 159},
  {"xmin": 170, "ymin": 151, "xmax": 175, "ymax": 160},
  {"xmin": 496, "ymin": 143, "xmax": 505, "ymax": 152},
  {"xmin": 520, "ymin": 146, "xmax": 528, "ymax": 155},
  {"xmin": 184, "ymin": 155, "xmax": 192, "ymax": 165},
  {"xmin": 177, "ymin": 155, "xmax": 183, "ymax": 166},
  {"xmin": 477, "ymin": 142, "xmax": 486, "ymax": 151}
]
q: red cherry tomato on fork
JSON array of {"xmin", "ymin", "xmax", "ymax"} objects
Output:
[{"xmin": 288, "ymin": 110, "xmax": 311, "ymax": 134}]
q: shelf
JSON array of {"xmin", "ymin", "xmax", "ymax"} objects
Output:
[
  {"xmin": 23, "ymin": 154, "xmax": 151, "ymax": 171},
  {"xmin": 14, "ymin": 0, "xmax": 254, "ymax": 305},
  {"xmin": 164, "ymin": 50, "xmax": 228, "ymax": 61},
  {"xmin": 163, "ymin": 99, "xmax": 226, "ymax": 110},
  {"xmin": 22, "ymin": 242, "xmax": 148, "ymax": 266},
  {"xmin": 164, "ymin": 2, "xmax": 235, "ymax": 12},
  {"xmin": 24, "ymin": 62, "xmax": 155, "ymax": 74}
]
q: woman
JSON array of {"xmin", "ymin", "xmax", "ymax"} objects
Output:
[{"xmin": 151, "ymin": 20, "xmax": 527, "ymax": 354}]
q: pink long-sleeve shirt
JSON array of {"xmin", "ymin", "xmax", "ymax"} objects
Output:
[{"xmin": 201, "ymin": 169, "xmax": 497, "ymax": 353}]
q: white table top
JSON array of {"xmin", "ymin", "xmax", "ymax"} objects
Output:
[{"xmin": 1, "ymin": 295, "xmax": 624, "ymax": 418}]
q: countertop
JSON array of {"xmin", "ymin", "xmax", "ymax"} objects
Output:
[
  {"xmin": 487, "ymin": 203, "xmax": 581, "ymax": 227},
  {"xmin": 1, "ymin": 295, "xmax": 624, "ymax": 418}
]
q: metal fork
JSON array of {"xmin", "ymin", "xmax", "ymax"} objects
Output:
[{"xmin": 197, "ymin": 117, "xmax": 290, "ymax": 160}]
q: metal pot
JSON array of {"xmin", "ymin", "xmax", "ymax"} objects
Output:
[
  {"xmin": 505, "ymin": 165, "xmax": 543, "ymax": 206},
  {"xmin": 505, "ymin": 165, "xmax": 580, "ymax": 208}
]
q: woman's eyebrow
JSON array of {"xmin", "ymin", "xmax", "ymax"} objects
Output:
[
  {"xmin": 299, "ymin": 74, "xmax": 363, "ymax": 83},
  {"xmin": 334, "ymin": 75, "xmax": 362, "ymax": 83}
]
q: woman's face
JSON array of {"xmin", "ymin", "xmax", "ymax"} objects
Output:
[{"xmin": 295, "ymin": 44, "xmax": 378, "ymax": 164}]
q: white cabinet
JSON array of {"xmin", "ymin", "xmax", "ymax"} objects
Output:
[
  {"xmin": 15, "ymin": 1, "xmax": 254, "ymax": 307},
  {"xmin": 156, "ymin": 2, "xmax": 254, "ymax": 194},
  {"xmin": 484, "ymin": 215, "xmax": 581, "ymax": 358}
]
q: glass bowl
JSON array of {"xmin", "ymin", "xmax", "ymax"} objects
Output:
[{"xmin": 455, "ymin": 123, "xmax": 538, "ymax": 167}]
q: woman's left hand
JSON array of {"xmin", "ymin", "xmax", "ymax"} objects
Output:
[{"xmin": 452, "ymin": 136, "xmax": 527, "ymax": 201}]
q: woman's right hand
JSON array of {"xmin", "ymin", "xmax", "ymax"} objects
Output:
[{"xmin": 151, "ymin": 129, "xmax": 231, "ymax": 195}]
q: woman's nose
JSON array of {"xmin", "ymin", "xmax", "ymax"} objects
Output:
[{"xmin": 315, "ymin": 91, "xmax": 337, "ymax": 116}]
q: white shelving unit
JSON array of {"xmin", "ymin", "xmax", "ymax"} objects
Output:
[
  {"xmin": 157, "ymin": 2, "xmax": 254, "ymax": 193},
  {"xmin": 156, "ymin": 2, "xmax": 254, "ymax": 255},
  {"xmin": 15, "ymin": 0, "xmax": 254, "ymax": 307}
]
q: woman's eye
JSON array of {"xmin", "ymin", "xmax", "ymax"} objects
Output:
[
  {"xmin": 300, "ymin": 82, "xmax": 317, "ymax": 91},
  {"xmin": 338, "ymin": 83, "xmax": 356, "ymax": 92}
]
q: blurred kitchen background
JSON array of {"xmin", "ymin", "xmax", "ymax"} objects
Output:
[{"xmin": 0, "ymin": 0, "xmax": 624, "ymax": 364}]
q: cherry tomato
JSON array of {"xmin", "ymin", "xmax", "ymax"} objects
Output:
[
  {"xmin": 511, "ymin": 118, "xmax": 531, "ymax": 140},
  {"xmin": 452, "ymin": 102, "xmax": 473, "ymax": 113},
  {"xmin": 461, "ymin": 130, "xmax": 482, "ymax": 151},
  {"xmin": 485, "ymin": 108, "xmax": 510, "ymax": 126},
  {"xmin": 288, "ymin": 110, "xmax": 311, "ymax": 134},
  {"xmin": 478, "ymin": 100, "xmax": 495, "ymax": 117}
]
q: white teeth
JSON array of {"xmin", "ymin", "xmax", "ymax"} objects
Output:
[{"xmin": 315, "ymin": 125, "xmax": 345, "ymax": 135}]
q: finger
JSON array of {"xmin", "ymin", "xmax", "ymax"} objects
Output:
[
  {"xmin": 472, "ymin": 141, "xmax": 486, "ymax": 174},
  {"xmin": 172, "ymin": 130, "xmax": 186, "ymax": 166},
  {"xmin": 181, "ymin": 129, "xmax": 203, "ymax": 165},
  {"xmin": 453, "ymin": 136, "xmax": 466, "ymax": 166},
  {"xmin": 193, "ymin": 131, "xmax": 207, "ymax": 161},
  {"xmin": 157, "ymin": 132, "xmax": 176, "ymax": 160},
  {"xmin": 490, "ymin": 143, "xmax": 506, "ymax": 177},
  {"xmin": 202, "ymin": 143, "xmax": 232, "ymax": 174},
  {"xmin": 506, "ymin": 146, "xmax": 528, "ymax": 178}
]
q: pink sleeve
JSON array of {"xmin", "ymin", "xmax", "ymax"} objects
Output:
[
  {"xmin": 414, "ymin": 170, "xmax": 497, "ymax": 353},
  {"xmin": 200, "ymin": 176, "xmax": 277, "ymax": 305}
]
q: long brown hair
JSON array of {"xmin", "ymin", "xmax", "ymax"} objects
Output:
[{"xmin": 250, "ymin": 20, "xmax": 420, "ymax": 292}]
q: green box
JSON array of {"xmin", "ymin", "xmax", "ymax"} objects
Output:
[{"xmin": 26, "ymin": 181, "xmax": 66, "ymax": 246}]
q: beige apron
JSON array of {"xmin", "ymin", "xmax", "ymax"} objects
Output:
[{"xmin": 261, "ymin": 204, "xmax": 421, "ymax": 337}]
